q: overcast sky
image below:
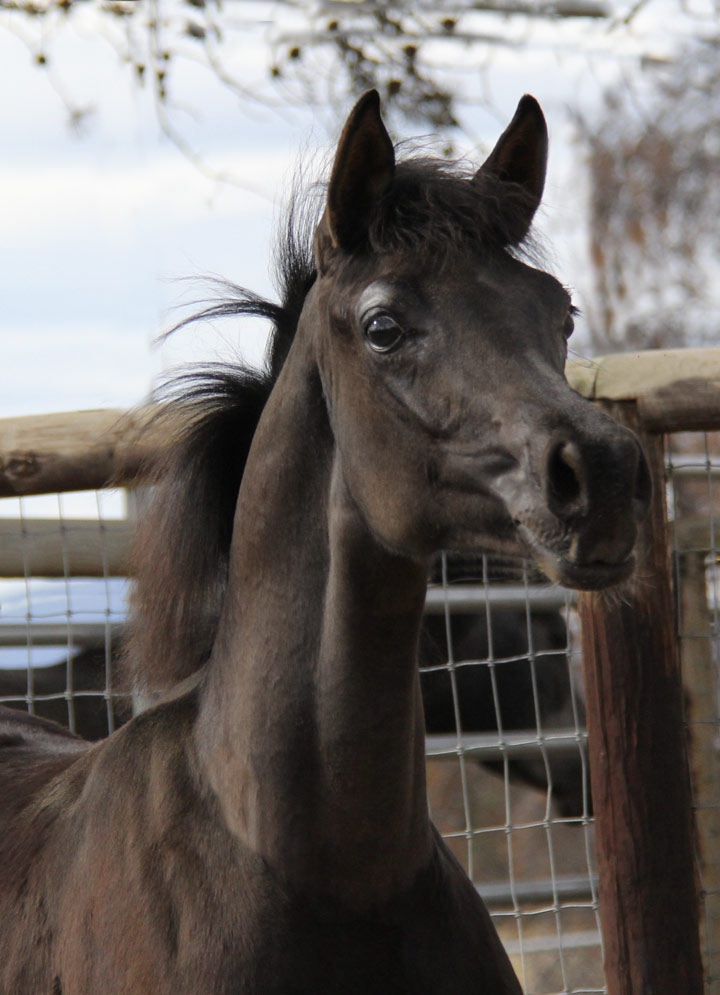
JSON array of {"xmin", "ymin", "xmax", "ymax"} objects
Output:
[
  {"xmin": 0, "ymin": 2, "xmax": 707, "ymax": 422},
  {"xmin": 0, "ymin": 2, "xmax": 711, "ymax": 661}
]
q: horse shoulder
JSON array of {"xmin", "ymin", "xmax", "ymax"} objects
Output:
[
  {"xmin": 0, "ymin": 692, "xmax": 241, "ymax": 995},
  {"xmin": 0, "ymin": 706, "xmax": 92, "ymax": 827},
  {"xmin": 0, "ymin": 707, "xmax": 96, "ymax": 993}
]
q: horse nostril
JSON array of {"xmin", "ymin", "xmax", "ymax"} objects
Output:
[{"xmin": 546, "ymin": 440, "xmax": 586, "ymax": 518}]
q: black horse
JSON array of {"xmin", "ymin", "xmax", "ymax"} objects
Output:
[{"xmin": 1, "ymin": 92, "xmax": 646, "ymax": 993}]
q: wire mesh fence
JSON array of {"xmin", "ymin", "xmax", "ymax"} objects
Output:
[
  {"xmin": 0, "ymin": 489, "xmax": 128, "ymax": 737},
  {"xmin": 424, "ymin": 556, "xmax": 603, "ymax": 993},
  {"xmin": 0, "ymin": 411, "xmax": 719, "ymax": 994},
  {"xmin": 667, "ymin": 431, "xmax": 720, "ymax": 994}
]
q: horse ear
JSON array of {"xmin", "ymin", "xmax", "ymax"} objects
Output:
[
  {"xmin": 473, "ymin": 95, "xmax": 548, "ymax": 244},
  {"xmin": 320, "ymin": 90, "xmax": 395, "ymax": 260}
]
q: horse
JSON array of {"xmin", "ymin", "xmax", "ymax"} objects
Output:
[
  {"xmin": 1, "ymin": 603, "xmax": 588, "ymax": 817},
  {"xmin": 0, "ymin": 90, "xmax": 649, "ymax": 994}
]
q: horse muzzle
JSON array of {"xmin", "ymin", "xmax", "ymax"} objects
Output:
[{"xmin": 499, "ymin": 418, "xmax": 652, "ymax": 591}]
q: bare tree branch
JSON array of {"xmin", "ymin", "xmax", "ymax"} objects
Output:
[
  {"xmin": 576, "ymin": 37, "xmax": 720, "ymax": 352},
  {"xmin": 2, "ymin": 0, "xmax": 705, "ymax": 137}
]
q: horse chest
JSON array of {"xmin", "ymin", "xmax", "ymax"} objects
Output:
[
  {"xmin": 196, "ymin": 845, "xmax": 520, "ymax": 995},
  {"xmin": 41, "ymin": 866, "xmax": 510, "ymax": 995}
]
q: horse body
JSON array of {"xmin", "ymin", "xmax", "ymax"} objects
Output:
[
  {"xmin": 0, "ymin": 237, "xmax": 520, "ymax": 995},
  {"xmin": 1, "ymin": 92, "xmax": 648, "ymax": 993}
]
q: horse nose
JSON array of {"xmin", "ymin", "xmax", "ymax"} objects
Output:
[
  {"xmin": 545, "ymin": 440, "xmax": 589, "ymax": 520},
  {"xmin": 544, "ymin": 430, "xmax": 651, "ymax": 564}
]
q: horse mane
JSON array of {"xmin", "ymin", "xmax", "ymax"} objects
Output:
[
  {"xmin": 123, "ymin": 196, "xmax": 317, "ymax": 697},
  {"xmin": 124, "ymin": 153, "xmax": 537, "ymax": 697},
  {"xmin": 366, "ymin": 154, "xmax": 540, "ymax": 255}
]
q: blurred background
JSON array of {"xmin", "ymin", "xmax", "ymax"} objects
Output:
[
  {"xmin": 2, "ymin": 7, "xmax": 719, "ymax": 991},
  {"xmin": 2, "ymin": 0, "xmax": 719, "ymax": 420}
]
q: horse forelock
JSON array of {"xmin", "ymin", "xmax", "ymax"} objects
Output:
[{"xmin": 368, "ymin": 156, "xmax": 539, "ymax": 258}]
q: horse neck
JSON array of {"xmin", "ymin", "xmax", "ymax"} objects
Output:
[{"xmin": 195, "ymin": 322, "xmax": 434, "ymax": 907}]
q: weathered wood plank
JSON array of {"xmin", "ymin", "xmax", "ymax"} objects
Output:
[
  {"xmin": 0, "ymin": 408, "xmax": 171, "ymax": 497},
  {"xmin": 0, "ymin": 519, "xmax": 133, "ymax": 577},
  {"xmin": 566, "ymin": 350, "xmax": 720, "ymax": 432},
  {"xmin": 566, "ymin": 348, "xmax": 720, "ymax": 401},
  {"xmin": 678, "ymin": 550, "xmax": 720, "ymax": 987},
  {"xmin": 636, "ymin": 377, "xmax": 720, "ymax": 432},
  {"xmin": 0, "ymin": 621, "xmax": 120, "ymax": 646},
  {"xmin": 0, "ymin": 349, "xmax": 718, "ymax": 500},
  {"xmin": 578, "ymin": 401, "xmax": 703, "ymax": 995}
]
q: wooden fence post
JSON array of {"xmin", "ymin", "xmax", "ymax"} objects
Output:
[
  {"xmin": 578, "ymin": 400, "xmax": 704, "ymax": 995},
  {"xmin": 678, "ymin": 541, "xmax": 720, "ymax": 991}
]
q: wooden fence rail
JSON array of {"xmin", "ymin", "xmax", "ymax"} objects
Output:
[
  {"xmin": 1, "ymin": 350, "xmax": 720, "ymax": 499},
  {"xmin": 2, "ymin": 347, "xmax": 720, "ymax": 995},
  {"xmin": 0, "ymin": 408, "xmax": 169, "ymax": 498}
]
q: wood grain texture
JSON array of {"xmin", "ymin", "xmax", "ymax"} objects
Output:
[
  {"xmin": 578, "ymin": 401, "xmax": 703, "ymax": 995},
  {"xmin": 566, "ymin": 348, "xmax": 720, "ymax": 402},
  {"xmin": 0, "ymin": 408, "xmax": 170, "ymax": 497},
  {"xmin": 0, "ymin": 518, "xmax": 132, "ymax": 577},
  {"xmin": 636, "ymin": 378, "xmax": 720, "ymax": 433}
]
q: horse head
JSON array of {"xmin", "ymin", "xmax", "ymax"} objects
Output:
[{"xmin": 308, "ymin": 90, "xmax": 650, "ymax": 590}]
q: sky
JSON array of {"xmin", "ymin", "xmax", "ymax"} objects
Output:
[
  {"xmin": 2, "ymin": 10, "xmax": 302, "ymax": 418},
  {"xmin": 0, "ymin": 1, "xmax": 714, "ymax": 662},
  {"xmin": 2, "ymin": 0, "xmax": 711, "ymax": 423}
]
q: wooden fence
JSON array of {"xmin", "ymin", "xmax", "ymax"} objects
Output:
[
  {"xmin": 1, "ymin": 347, "xmax": 720, "ymax": 994},
  {"xmin": 3, "ymin": 349, "xmax": 719, "ymax": 500}
]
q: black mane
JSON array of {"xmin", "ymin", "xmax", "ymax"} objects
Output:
[
  {"xmin": 368, "ymin": 157, "xmax": 538, "ymax": 254},
  {"xmin": 125, "ymin": 154, "xmax": 535, "ymax": 695},
  {"xmin": 124, "ymin": 196, "xmax": 317, "ymax": 695}
]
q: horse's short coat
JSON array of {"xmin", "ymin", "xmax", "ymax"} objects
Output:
[
  {"xmin": 0, "ymin": 91, "xmax": 649, "ymax": 994},
  {"xmin": 0, "ymin": 598, "xmax": 587, "ymax": 817}
]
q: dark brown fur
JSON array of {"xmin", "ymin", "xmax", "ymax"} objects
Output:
[
  {"xmin": 0, "ymin": 91, "xmax": 648, "ymax": 994},
  {"xmin": 0, "ymin": 604, "xmax": 590, "ymax": 818}
]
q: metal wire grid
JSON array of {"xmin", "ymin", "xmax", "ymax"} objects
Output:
[
  {"xmin": 3, "ymin": 445, "xmax": 717, "ymax": 993},
  {"xmin": 0, "ymin": 490, "xmax": 604, "ymax": 992},
  {"xmin": 424, "ymin": 554, "xmax": 604, "ymax": 995},
  {"xmin": 0, "ymin": 489, "xmax": 127, "ymax": 736},
  {"xmin": 667, "ymin": 431, "xmax": 720, "ymax": 995}
]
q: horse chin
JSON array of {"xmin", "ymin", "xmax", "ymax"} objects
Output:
[
  {"xmin": 541, "ymin": 552, "xmax": 636, "ymax": 591},
  {"xmin": 517, "ymin": 525, "xmax": 636, "ymax": 592}
]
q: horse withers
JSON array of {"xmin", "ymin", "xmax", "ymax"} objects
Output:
[{"xmin": 0, "ymin": 92, "xmax": 648, "ymax": 994}]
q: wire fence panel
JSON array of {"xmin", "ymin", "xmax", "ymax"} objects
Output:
[
  {"xmin": 1, "ymin": 393, "xmax": 719, "ymax": 994},
  {"xmin": 668, "ymin": 432, "xmax": 720, "ymax": 994},
  {"xmin": 424, "ymin": 555, "xmax": 603, "ymax": 993},
  {"xmin": 0, "ymin": 489, "xmax": 128, "ymax": 738}
]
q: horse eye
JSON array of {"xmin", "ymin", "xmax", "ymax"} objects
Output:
[
  {"xmin": 563, "ymin": 308, "xmax": 577, "ymax": 340},
  {"xmin": 364, "ymin": 314, "xmax": 405, "ymax": 354}
]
